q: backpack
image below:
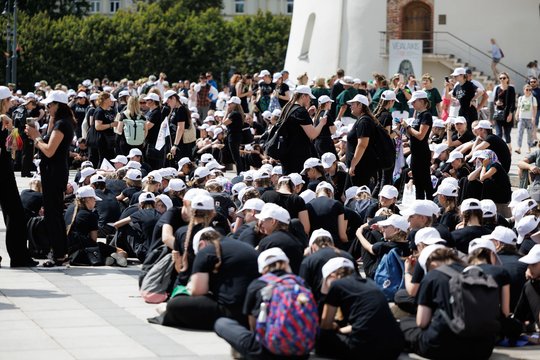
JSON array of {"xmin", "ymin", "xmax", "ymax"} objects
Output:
[
  {"xmin": 255, "ymin": 273, "xmax": 318, "ymax": 356},
  {"xmin": 138, "ymin": 244, "xmax": 171, "ymax": 287},
  {"xmin": 139, "ymin": 252, "xmax": 174, "ymax": 303},
  {"xmin": 499, "ymin": 48, "xmax": 504, "ymax": 58},
  {"xmin": 264, "ymin": 104, "xmax": 301, "ymax": 161},
  {"xmin": 435, "ymin": 265, "xmax": 500, "ymax": 338},
  {"xmin": 123, "ymin": 112, "xmax": 146, "ymax": 146},
  {"xmin": 374, "ymin": 248, "xmax": 405, "ymax": 301},
  {"xmin": 371, "ymin": 119, "xmax": 396, "ymax": 170},
  {"xmin": 27, "ymin": 216, "xmax": 50, "ymax": 259}
]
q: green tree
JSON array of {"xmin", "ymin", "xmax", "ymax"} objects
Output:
[
  {"xmin": 148, "ymin": 0, "xmax": 223, "ymax": 12},
  {"xmin": 15, "ymin": 0, "xmax": 90, "ymax": 19}
]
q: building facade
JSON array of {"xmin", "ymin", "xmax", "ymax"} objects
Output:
[
  {"xmin": 222, "ymin": 0, "xmax": 294, "ymax": 17},
  {"xmin": 88, "ymin": 0, "xmax": 137, "ymax": 15}
]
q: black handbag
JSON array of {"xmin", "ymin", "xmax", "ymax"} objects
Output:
[
  {"xmin": 241, "ymin": 125, "xmax": 254, "ymax": 144},
  {"xmin": 493, "ymin": 109, "xmax": 505, "ymax": 122},
  {"xmin": 86, "ymin": 125, "xmax": 102, "ymax": 148}
]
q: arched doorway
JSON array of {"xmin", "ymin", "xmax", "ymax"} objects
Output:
[{"xmin": 402, "ymin": 1, "xmax": 432, "ymax": 53}]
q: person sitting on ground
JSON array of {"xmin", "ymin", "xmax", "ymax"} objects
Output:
[
  {"xmin": 514, "ymin": 244, "xmax": 540, "ymax": 331},
  {"xmin": 317, "ymin": 257, "xmax": 405, "ymax": 359},
  {"xmin": 90, "ymin": 174, "xmax": 121, "ymax": 238},
  {"xmin": 364, "ymin": 185, "xmax": 400, "ymax": 223},
  {"xmin": 233, "ymin": 198, "xmax": 265, "ymax": 244}
]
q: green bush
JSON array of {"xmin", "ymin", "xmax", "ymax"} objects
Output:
[{"xmin": 1, "ymin": 2, "xmax": 290, "ymax": 90}]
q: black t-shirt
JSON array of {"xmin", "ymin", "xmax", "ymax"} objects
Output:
[
  {"xmin": 105, "ymin": 179, "xmax": 127, "ymax": 197},
  {"xmin": 192, "ymin": 238, "xmax": 259, "ymax": 307},
  {"xmin": 65, "ymin": 206, "xmax": 98, "ymax": 248},
  {"xmin": 258, "ymin": 230, "xmax": 304, "ymax": 274},
  {"xmin": 452, "ymin": 225, "xmax": 491, "ymax": 253},
  {"xmin": 226, "ymin": 111, "xmax": 244, "ymax": 140},
  {"xmin": 283, "ymin": 106, "xmax": 313, "ymax": 161},
  {"xmin": 150, "ymin": 207, "xmax": 186, "ymax": 252},
  {"xmin": 451, "ymin": 130, "xmax": 475, "ymax": 146},
  {"xmin": 237, "ymin": 223, "xmax": 263, "ymax": 248},
  {"xmin": 483, "ymin": 163, "xmax": 512, "ymax": 203},
  {"xmin": 71, "ymin": 103, "xmax": 88, "ymax": 130},
  {"xmin": 439, "ymin": 209, "xmax": 460, "ymax": 232},
  {"xmin": 410, "ymin": 110, "xmax": 433, "ymax": 155},
  {"xmin": 260, "ymin": 191, "xmax": 307, "ymax": 219},
  {"xmin": 277, "ymin": 83, "xmax": 290, "ymax": 108},
  {"xmin": 299, "ymin": 247, "xmax": 355, "ymax": 300},
  {"xmin": 130, "ymin": 208, "xmax": 161, "ymax": 245},
  {"xmin": 418, "ymin": 262, "xmax": 465, "ymax": 312},
  {"xmin": 20, "ymin": 189, "xmax": 43, "ymax": 218},
  {"xmin": 11, "ymin": 105, "xmax": 28, "ymax": 139},
  {"xmin": 498, "ymin": 251, "xmax": 528, "ymax": 310},
  {"xmin": 306, "ymin": 196, "xmax": 344, "ymax": 243},
  {"xmin": 329, "ymin": 170, "xmax": 347, "ymax": 201},
  {"xmin": 169, "ymin": 105, "xmax": 190, "ymax": 141},
  {"xmin": 477, "ymin": 264, "xmax": 510, "ymax": 289},
  {"xmin": 40, "ymin": 118, "xmax": 74, "ymax": 174},
  {"xmin": 372, "ymin": 240, "xmax": 411, "ymax": 258},
  {"xmin": 485, "ymin": 134, "xmax": 511, "ymax": 172},
  {"xmin": 145, "ymin": 107, "xmax": 162, "ymax": 145},
  {"xmin": 346, "ymin": 116, "xmax": 376, "ymax": 168},
  {"xmin": 314, "ymin": 110, "xmax": 334, "ymax": 138},
  {"xmin": 94, "ymin": 189, "xmax": 121, "ymax": 229},
  {"xmin": 325, "ymin": 275, "xmax": 405, "ymax": 349},
  {"xmin": 121, "ymin": 186, "xmax": 141, "ymax": 204},
  {"xmin": 453, "ymin": 81, "xmax": 478, "ymax": 120},
  {"xmin": 258, "ymin": 81, "xmax": 275, "ymax": 97},
  {"xmin": 377, "ymin": 110, "xmax": 393, "ymax": 129},
  {"xmin": 93, "ymin": 106, "xmax": 116, "ymax": 137},
  {"xmin": 243, "ymin": 269, "xmax": 288, "ymax": 318}
]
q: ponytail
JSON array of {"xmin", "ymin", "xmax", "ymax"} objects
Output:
[
  {"xmin": 373, "ymin": 99, "xmax": 391, "ymax": 118},
  {"xmin": 180, "ymin": 209, "xmax": 215, "ymax": 273}
]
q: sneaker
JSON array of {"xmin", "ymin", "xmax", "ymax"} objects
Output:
[
  {"xmin": 104, "ymin": 256, "xmax": 115, "ymax": 266},
  {"xmin": 111, "ymin": 252, "xmax": 127, "ymax": 267}
]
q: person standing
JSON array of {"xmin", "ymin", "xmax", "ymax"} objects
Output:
[
  {"xmin": 223, "ymin": 96, "xmax": 245, "ymax": 175},
  {"xmin": 165, "ymin": 91, "xmax": 194, "ymax": 160},
  {"xmin": 421, "ymin": 74, "xmax": 442, "ymax": 117},
  {"xmin": 402, "ymin": 91, "xmax": 434, "ymax": 200},
  {"xmin": 93, "ymin": 92, "xmax": 118, "ymax": 166},
  {"xmin": 313, "ymin": 95, "xmax": 336, "ymax": 156},
  {"xmin": 12, "ymin": 97, "xmax": 38, "ymax": 177},
  {"xmin": 26, "ymin": 90, "xmax": 75, "ymax": 266},
  {"xmin": 451, "ymin": 67, "xmax": 481, "ymax": 129},
  {"xmin": 515, "ymin": 84, "xmax": 538, "ymax": 154},
  {"xmin": 490, "ymin": 38, "xmax": 503, "ymax": 78},
  {"xmin": 0, "ymin": 86, "xmax": 36, "ymax": 267},
  {"xmin": 143, "ymin": 92, "xmax": 163, "ymax": 170},
  {"xmin": 493, "ymin": 72, "xmax": 516, "ymax": 149}
]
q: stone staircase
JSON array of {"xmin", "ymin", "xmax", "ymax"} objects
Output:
[{"xmin": 424, "ymin": 53, "xmax": 495, "ymax": 88}]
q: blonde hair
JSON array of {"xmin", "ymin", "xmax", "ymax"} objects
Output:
[
  {"xmin": 126, "ymin": 96, "xmax": 142, "ymax": 118},
  {"xmin": 96, "ymin": 92, "xmax": 111, "ymax": 107}
]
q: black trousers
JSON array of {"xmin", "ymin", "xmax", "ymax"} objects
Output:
[
  {"xmin": 214, "ymin": 318, "xmax": 308, "ymax": 360},
  {"xmin": 316, "ymin": 329, "xmax": 402, "ymax": 360},
  {"xmin": 410, "ymin": 153, "xmax": 433, "ymax": 200},
  {"xmin": 514, "ymin": 279, "xmax": 540, "ymax": 328},
  {"xmin": 162, "ymin": 294, "xmax": 245, "ymax": 331},
  {"xmin": 394, "ymin": 288, "xmax": 418, "ymax": 314},
  {"xmin": 40, "ymin": 164, "xmax": 68, "ymax": 258},
  {"xmin": 20, "ymin": 138, "xmax": 35, "ymax": 177},
  {"xmin": 314, "ymin": 137, "xmax": 336, "ymax": 157},
  {"xmin": 228, "ymin": 138, "xmax": 244, "ymax": 175},
  {"xmin": 0, "ymin": 149, "xmax": 33, "ymax": 265}
]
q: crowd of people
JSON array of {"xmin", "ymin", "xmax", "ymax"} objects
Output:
[{"xmin": 1, "ymin": 66, "xmax": 540, "ymax": 359}]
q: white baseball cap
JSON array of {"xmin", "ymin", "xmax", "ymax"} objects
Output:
[
  {"xmin": 407, "ymin": 90, "xmax": 428, "ymax": 104},
  {"xmin": 401, "ymin": 200, "xmax": 437, "ymax": 219},
  {"xmin": 460, "ymin": 198, "xmax": 482, "ymax": 212},
  {"xmin": 321, "ymin": 257, "xmax": 355, "ymax": 294},
  {"xmin": 432, "ymin": 119, "xmax": 445, "ymax": 128},
  {"xmin": 419, "ymin": 244, "xmax": 447, "ymax": 272},
  {"xmin": 262, "ymin": 110, "xmax": 272, "ymax": 119},
  {"xmin": 300, "ymin": 158, "xmax": 322, "ymax": 175},
  {"xmin": 76, "ymin": 185, "xmax": 102, "ymax": 201},
  {"xmin": 381, "ymin": 90, "xmax": 397, "ymax": 101},
  {"xmin": 482, "ymin": 226, "xmax": 517, "ymax": 245},
  {"xmin": 227, "ymin": 96, "xmax": 241, "ymax": 105},
  {"xmin": 237, "ymin": 198, "xmax": 265, "ymax": 215},
  {"xmin": 309, "ymin": 228, "xmax": 333, "ymax": 246},
  {"xmin": 453, "ymin": 116, "xmax": 467, "ymax": 124},
  {"xmin": 81, "ymin": 160, "xmax": 93, "ymax": 168},
  {"xmin": 300, "ymin": 189, "xmax": 316, "ymax": 204},
  {"xmin": 346, "ymin": 94, "xmax": 369, "ymax": 107},
  {"xmin": 110, "ymin": 155, "xmax": 128, "ymax": 165},
  {"xmin": 138, "ymin": 192, "xmax": 156, "ymax": 204},
  {"xmin": 271, "ymin": 109, "xmax": 282, "ymax": 117},
  {"xmin": 355, "ymin": 185, "xmax": 371, "ymax": 196},
  {"xmin": 125, "ymin": 169, "xmax": 142, "ymax": 181},
  {"xmin": 162, "ymin": 89, "xmax": 177, "ymax": 103},
  {"xmin": 144, "ymin": 93, "xmax": 160, "ymax": 102},
  {"xmin": 42, "ymin": 90, "xmax": 69, "ymax": 105},
  {"xmin": 193, "ymin": 167, "xmax": 211, "ymax": 179},
  {"xmin": 127, "ymin": 148, "xmax": 143, "ymax": 158},
  {"xmin": 89, "ymin": 93, "xmax": 99, "ymax": 101},
  {"xmin": 316, "ymin": 181, "xmax": 334, "ymax": 194},
  {"xmin": 519, "ymin": 244, "xmax": 540, "ymax": 264},
  {"xmin": 480, "ymin": 199, "xmax": 497, "ymax": 218},
  {"xmin": 339, "ymin": 76, "xmax": 354, "ymax": 85},
  {"xmin": 231, "ymin": 182, "xmax": 247, "ymax": 196},
  {"xmin": 254, "ymin": 170, "xmax": 271, "ymax": 181},
  {"xmin": 143, "ymin": 170, "xmax": 162, "ymax": 184},
  {"xmin": 295, "ymin": 85, "xmax": 316, "ymax": 99},
  {"xmin": 289, "ymin": 173, "xmax": 305, "ymax": 186},
  {"xmin": 344, "ymin": 186, "xmax": 359, "ymax": 205},
  {"xmin": 516, "ymin": 215, "xmax": 540, "ymax": 244},
  {"xmin": 90, "ymin": 174, "xmax": 106, "ymax": 184},
  {"xmin": 259, "ymin": 69, "xmax": 271, "ymax": 77},
  {"xmin": 79, "ymin": 167, "xmax": 97, "ymax": 183},
  {"xmin": 447, "ymin": 151, "xmax": 464, "ymax": 163},
  {"xmin": 156, "ymin": 194, "xmax": 173, "ymax": 210},
  {"xmin": 205, "ymin": 159, "xmax": 225, "ymax": 171},
  {"xmin": 126, "ymin": 160, "xmax": 141, "ymax": 170},
  {"xmin": 200, "ymin": 153, "xmax": 214, "ymax": 163},
  {"xmin": 190, "ymin": 194, "xmax": 215, "ymax": 210},
  {"xmin": 414, "ymin": 227, "xmax": 443, "ymax": 246},
  {"xmin": 192, "ymin": 227, "xmax": 216, "ymax": 255},
  {"xmin": 318, "ymin": 95, "xmax": 333, "ymax": 104},
  {"xmin": 76, "ymin": 91, "xmax": 87, "ymax": 99},
  {"xmin": 183, "ymin": 188, "xmax": 210, "ymax": 202},
  {"xmin": 255, "ymin": 203, "xmax": 290, "ymax": 224},
  {"xmin": 257, "ymin": 247, "xmax": 289, "ymax": 274},
  {"xmin": 177, "ymin": 157, "xmax": 191, "ymax": 169},
  {"xmin": 377, "ymin": 214, "xmax": 409, "ymax": 232},
  {"xmin": 432, "ymin": 143, "xmax": 449, "ymax": 159},
  {"xmin": 512, "ymin": 199, "xmax": 538, "ymax": 223},
  {"xmin": 468, "ymin": 238, "xmax": 501, "ymax": 265},
  {"xmin": 451, "ymin": 67, "xmax": 466, "ymax": 76},
  {"xmin": 164, "ymin": 178, "xmax": 187, "ymax": 192},
  {"xmin": 321, "ymin": 152, "xmax": 337, "ymax": 169},
  {"xmin": 271, "ymin": 166, "xmax": 283, "ymax": 176},
  {"xmin": 118, "ymin": 90, "xmax": 130, "ymax": 98},
  {"xmin": 272, "ymin": 72, "xmax": 282, "ymax": 83},
  {"xmin": 474, "ymin": 120, "xmax": 492, "ymax": 130},
  {"xmin": 509, "ymin": 189, "xmax": 531, "ymax": 208},
  {"xmin": 433, "ymin": 182, "xmax": 459, "ymax": 197},
  {"xmin": 379, "ymin": 185, "xmax": 399, "ymax": 199}
]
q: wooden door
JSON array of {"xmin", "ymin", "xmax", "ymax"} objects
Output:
[{"xmin": 402, "ymin": 2, "xmax": 432, "ymax": 53}]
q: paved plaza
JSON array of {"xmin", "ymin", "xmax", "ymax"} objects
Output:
[{"xmin": 1, "ymin": 127, "xmax": 540, "ymax": 359}]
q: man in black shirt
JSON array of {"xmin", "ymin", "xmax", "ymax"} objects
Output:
[{"xmin": 472, "ymin": 120, "xmax": 511, "ymax": 172}]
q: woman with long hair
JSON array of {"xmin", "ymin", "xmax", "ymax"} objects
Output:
[
  {"xmin": 313, "ymin": 95, "xmax": 337, "ymax": 156},
  {"xmin": 1, "ymin": 86, "xmax": 36, "ymax": 267},
  {"xmin": 515, "ymin": 83, "xmax": 538, "ymax": 154},
  {"xmin": 93, "ymin": 92, "xmax": 117, "ymax": 166},
  {"xmin": 166, "ymin": 91, "xmax": 195, "ymax": 160},
  {"xmin": 493, "ymin": 72, "xmax": 516, "ymax": 148},
  {"xmin": 235, "ymin": 73, "xmax": 253, "ymax": 114},
  {"xmin": 115, "ymin": 96, "xmax": 147, "ymax": 154},
  {"xmin": 223, "ymin": 96, "xmax": 245, "ymax": 175},
  {"xmin": 26, "ymin": 90, "xmax": 75, "ymax": 266}
]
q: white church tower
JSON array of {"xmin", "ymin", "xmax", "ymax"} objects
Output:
[{"xmin": 285, "ymin": 0, "xmax": 540, "ymax": 89}]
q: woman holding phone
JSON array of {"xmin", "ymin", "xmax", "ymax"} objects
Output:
[{"xmin": 313, "ymin": 95, "xmax": 336, "ymax": 156}]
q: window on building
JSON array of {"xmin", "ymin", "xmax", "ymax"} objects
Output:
[
  {"xmin": 287, "ymin": 0, "xmax": 294, "ymax": 14},
  {"xmin": 90, "ymin": 1, "xmax": 101, "ymax": 13},
  {"xmin": 299, "ymin": 13, "xmax": 316, "ymax": 61},
  {"xmin": 235, "ymin": 0, "xmax": 244, "ymax": 14},
  {"xmin": 110, "ymin": 1, "xmax": 120, "ymax": 13}
]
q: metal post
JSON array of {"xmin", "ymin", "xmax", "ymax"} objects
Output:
[
  {"xmin": 11, "ymin": 0, "xmax": 16, "ymax": 87},
  {"xmin": 4, "ymin": 0, "xmax": 11, "ymax": 84}
]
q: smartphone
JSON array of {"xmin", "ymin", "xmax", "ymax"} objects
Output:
[
  {"xmin": 444, "ymin": 76, "xmax": 450, "ymax": 83},
  {"xmin": 320, "ymin": 110, "xmax": 328, "ymax": 118},
  {"xmin": 26, "ymin": 118, "xmax": 36, "ymax": 127}
]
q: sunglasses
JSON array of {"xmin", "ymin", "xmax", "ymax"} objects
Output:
[
  {"xmin": 525, "ymin": 89, "xmax": 532, "ymax": 91},
  {"xmin": 499, "ymin": 77, "xmax": 507, "ymax": 80}
]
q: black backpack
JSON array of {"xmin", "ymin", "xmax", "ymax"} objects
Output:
[
  {"xmin": 371, "ymin": 120, "xmax": 396, "ymax": 170},
  {"xmin": 264, "ymin": 104, "xmax": 301, "ymax": 161},
  {"xmin": 27, "ymin": 216, "xmax": 50, "ymax": 259},
  {"xmin": 435, "ymin": 265, "xmax": 500, "ymax": 338}
]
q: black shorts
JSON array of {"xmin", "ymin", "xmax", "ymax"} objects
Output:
[{"xmin": 492, "ymin": 58, "xmax": 501, "ymax": 64}]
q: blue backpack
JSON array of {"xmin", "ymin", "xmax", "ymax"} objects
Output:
[{"xmin": 374, "ymin": 248, "xmax": 405, "ymax": 301}]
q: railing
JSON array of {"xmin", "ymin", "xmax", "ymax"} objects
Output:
[{"xmin": 379, "ymin": 31, "xmax": 528, "ymax": 82}]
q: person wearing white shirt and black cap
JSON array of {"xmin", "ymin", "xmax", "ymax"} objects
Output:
[{"xmin": 317, "ymin": 257, "xmax": 405, "ymax": 359}]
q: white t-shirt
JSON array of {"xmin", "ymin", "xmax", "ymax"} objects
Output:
[{"xmin": 518, "ymin": 95, "xmax": 538, "ymax": 119}]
